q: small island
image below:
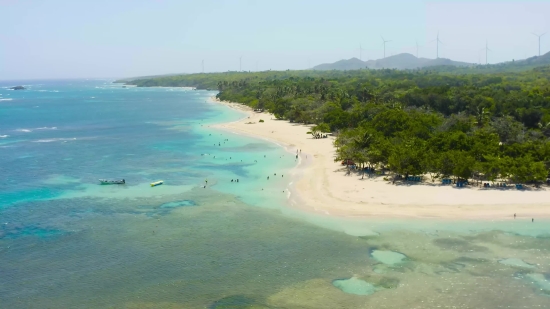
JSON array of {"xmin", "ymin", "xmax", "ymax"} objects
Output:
[{"xmin": 10, "ymin": 86, "xmax": 25, "ymax": 90}]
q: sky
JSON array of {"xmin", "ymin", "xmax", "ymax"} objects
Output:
[{"xmin": 0, "ymin": 0, "xmax": 549, "ymax": 80}]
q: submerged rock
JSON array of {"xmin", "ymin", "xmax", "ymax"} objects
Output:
[
  {"xmin": 526, "ymin": 273, "xmax": 550, "ymax": 294},
  {"xmin": 499, "ymin": 258, "xmax": 536, "ymax": 269},
  {"xmin": 10, "ymin": 86, "xmax": 25, "ymax": 90},
  {"xmin": 159, "ymin": 200, "xmax": 196, "ymax": 208},
  {"xmin": 373, "ymin": 264, "xmax": 389, "ymax": 274},
  {"xmin": 209, "ymin": 295, "xmax": 261, "ymax": 308}
]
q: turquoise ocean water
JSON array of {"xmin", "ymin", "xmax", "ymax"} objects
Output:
[{"xmin": 1, "ymin": 80, "xmax": 550, "ymax": 308}]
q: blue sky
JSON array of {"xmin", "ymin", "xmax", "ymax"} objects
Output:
[{"xmin": 0, "ymin": 0, "xmax": 549, "ymax": 79}]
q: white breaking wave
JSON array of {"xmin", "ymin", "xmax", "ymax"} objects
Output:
[
  {"xmin": 33, "ymin": 137, "xmax": 77, "ymax": 143},
  {"xmin": 0, "ymin": 135, "xmax": 8, "ymax": 138},
  {"xmin": 15, "ymin": 127, "xmax": 57, "ymax": 132},
  {"xmin": 0, "ymin": 98, "xmax": 13, "ymax": 101}
]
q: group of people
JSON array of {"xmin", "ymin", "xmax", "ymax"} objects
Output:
[
  {"xmin": 201, "ymin": 143, "xmax": 302, "ymax": 193},
  {"xmin": 514, "ymin": 213, "xmax": 535, "ymax": 222},
  {"xmin": 267, "ymin": 173, "xmax": 284, "ymax": 180},
  {"xmin": 312, "ymin": 133, "xmax": 328, "ymax": 139}
]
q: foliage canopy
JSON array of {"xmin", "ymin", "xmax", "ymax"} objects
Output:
[{"xmin": 120, "ymin": 66, "xmax": 550, "ymax": 184}]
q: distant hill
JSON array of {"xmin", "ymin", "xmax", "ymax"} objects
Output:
[
  {"xmin": 313, "ymin": 51, "xmax": 550, "ymax": 73},
  {"xmin": 425, "ymin": 51, "xmax": 550, "ymax": 74},
  {"xmin": 313, "ymin": 53, "xmax": 473, "ymax": 71},
  {"xmin": 312, "ymin": 58, "xmax": 367, "ymax": 71},
  {"xmin": 114, "ymin": 73, "xmax": 187, "ymax": 83},
  {"xmin": 491, "ymin": 52, "xmax": 550, "ymax": 70}
]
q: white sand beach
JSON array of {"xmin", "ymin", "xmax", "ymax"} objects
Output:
[{"xmin": 212, "ymin": 98, "xmax": 550, "ymax": 220}]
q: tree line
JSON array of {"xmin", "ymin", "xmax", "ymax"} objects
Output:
[{"xmin": 120, "ymin": 66, "xmax": 550, "ymax": 184}]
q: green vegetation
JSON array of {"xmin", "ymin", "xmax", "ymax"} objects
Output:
[{"xmin": 119, "ymin": 65, "xmax": 550, "ymax": 185}]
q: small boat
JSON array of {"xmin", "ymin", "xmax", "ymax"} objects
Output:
[
  {"xmin": 151, "ymin": 180, "xmax": 164, "ymax": 187},
  {"xmin": 99, "ymin": 179, "xmax": 126, "ymax": 185}
]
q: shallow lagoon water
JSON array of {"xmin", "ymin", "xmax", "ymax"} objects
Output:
[
  {"xmin": 332, "ymin": 277, "xmax": 378, "ymax": 295},
  {"xmin": 371, "ymin": 250, "xmax": 407, "ymax": 265},
  {"xmin": 1, "ymin": 80, "xmax": 550, "ymax": 308}
]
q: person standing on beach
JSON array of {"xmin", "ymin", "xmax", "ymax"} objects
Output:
[{"xmin": 514, "ymin": 213, "xmax": 516, "ymax": 219}]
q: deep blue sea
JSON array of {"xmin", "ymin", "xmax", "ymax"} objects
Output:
[{"xmin": 1, "ymin": 80, "xmax": 550, "ymax": 308}]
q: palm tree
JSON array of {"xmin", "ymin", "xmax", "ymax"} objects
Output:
[
  {"xmin": 474, "ymin": 106, "xmax": 490, "ymax": 128},
  {"xmin": 538, "ymin": 121, "xmax": 550, "ymax": 137}
]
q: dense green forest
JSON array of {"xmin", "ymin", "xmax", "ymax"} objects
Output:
[{"xmin": 119, "ymin": 66, "xmax": 550, "ymax": 185}]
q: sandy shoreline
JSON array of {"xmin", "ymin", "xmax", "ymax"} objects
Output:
[{"xmin": 210, "ymin": 97, "xmax": 550, "ymax": 220}]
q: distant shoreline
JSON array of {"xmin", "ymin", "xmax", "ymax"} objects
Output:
[{"xmin": 211, "ymin": 95, "xmax": 550, "ymax": 220}]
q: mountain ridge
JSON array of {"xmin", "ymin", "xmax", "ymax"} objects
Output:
[
  {"xmin": 313, "ymin": 53, "xmax": 473, "ymax": 70},
  {"xmin": 312, "ymin": 52, "xmax": 550, "ymax": 71}
]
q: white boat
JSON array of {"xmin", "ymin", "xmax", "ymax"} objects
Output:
[
  {"xmin": 99, "ymin": 179, "xmax": 125, "ymax": 185},
  {"xmin": 150, "ymin": 180, "xmax": 163, "ymax": 187}
]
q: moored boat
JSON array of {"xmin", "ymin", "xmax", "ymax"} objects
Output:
[
  {"xmin": 151, "ymin": 180, "xmax": 163, "ymax": 187},
  {"xmin": 99, "ymin": 179, "xmax": 126, "ymax": 185}
]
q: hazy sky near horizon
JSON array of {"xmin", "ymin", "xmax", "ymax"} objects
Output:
[{"xmin": 1, "ymin": 0, "xmax": 549, "ymax": 80}]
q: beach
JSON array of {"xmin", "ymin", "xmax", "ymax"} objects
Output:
[
  {"xmin": 3, "ymin": 81, "xmax": 550, "ymax": 308},
  {"xmin": 212, "ymin": 97, "xmax": 550, "ymax": 220}
]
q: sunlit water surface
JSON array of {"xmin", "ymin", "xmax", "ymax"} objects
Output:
[{"xmin": 1, "ymin": 80, "xmax": 550, "ymax": 308}]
